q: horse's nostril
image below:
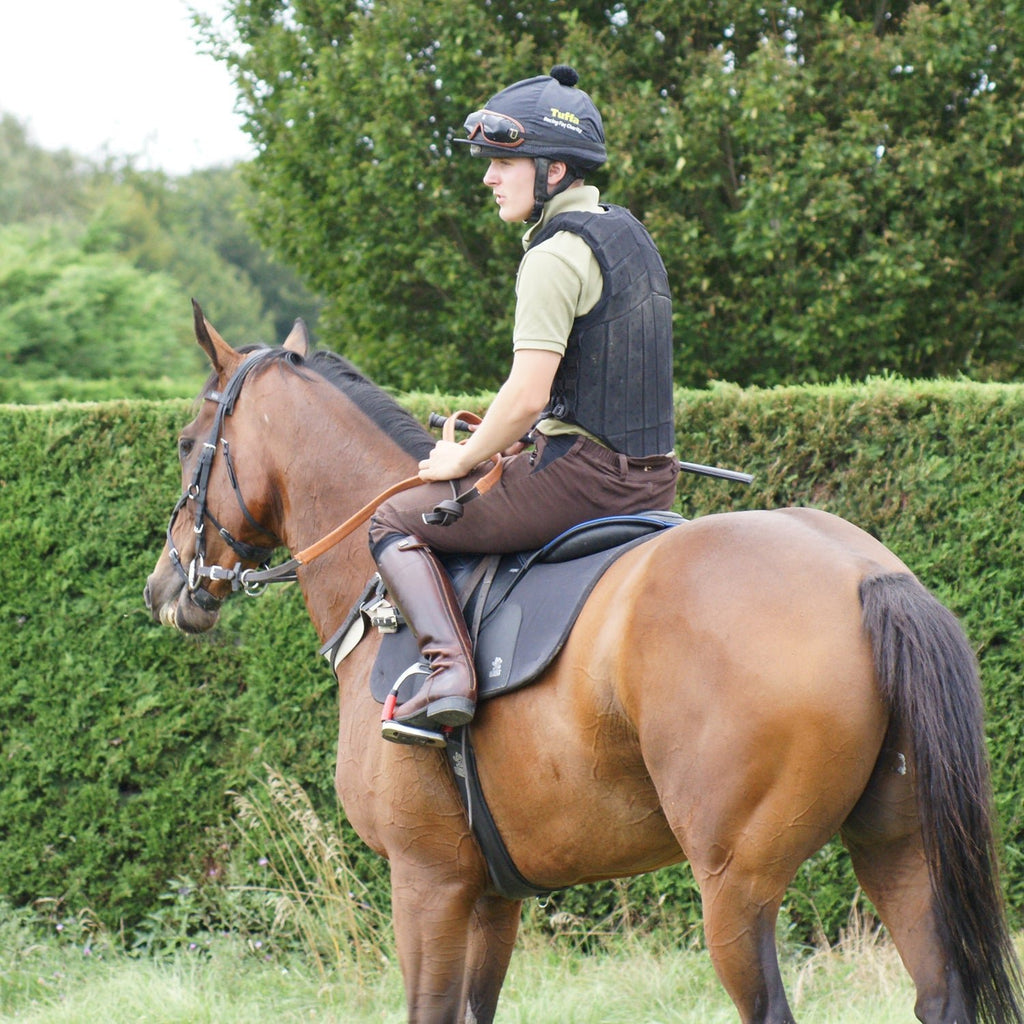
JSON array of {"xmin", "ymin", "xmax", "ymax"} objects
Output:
[{"xmin": 143, "ymin": 581, "xmax": 153, "ymax": 610}]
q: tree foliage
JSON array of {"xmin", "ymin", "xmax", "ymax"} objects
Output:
[
  {"xmin": 0, "ymin": 223, "xmax": 198, "ymax": 382},
  {"xmin": 214, "ymin": 0, "xmax": 1023, "ymax": 390},
  {"xmin": 0, "ymin": 117, "xmax": 321, "ymax": 394}
]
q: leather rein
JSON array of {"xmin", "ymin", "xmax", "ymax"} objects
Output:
[{"xmin": 165, "ymin": 347, "xmax": 500, "ymax": 611}]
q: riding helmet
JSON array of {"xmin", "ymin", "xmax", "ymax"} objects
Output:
[{"xmin": 456, "ymin": 65, "xmax": 606, "ymax": 221}]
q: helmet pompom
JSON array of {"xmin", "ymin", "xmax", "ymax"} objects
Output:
[{"xmin": 550, "ymin": 65, "xmax": 579, "ymax": 87}]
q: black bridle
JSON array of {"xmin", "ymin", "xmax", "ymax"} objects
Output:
[{"xmin": 165, "ymin": 349, "xmax": 285, "ymax": 612}]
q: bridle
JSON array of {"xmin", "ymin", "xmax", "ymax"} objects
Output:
[
  {"xmin": 164, "ymin": 347, "xmax": 504, "ymax": 613},
  {"xmin": 165, "ymin": 348, "xmax": 285, "ymax": 611}
]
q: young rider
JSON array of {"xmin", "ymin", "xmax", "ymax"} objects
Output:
[{"xmin": 369, "ymin": 65, "xmax": 678, "ymax": 742}]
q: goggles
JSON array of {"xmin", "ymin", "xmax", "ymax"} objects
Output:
[{"xmin": 463, "ymin": 109, "xmax": 526, "ymax": 148}]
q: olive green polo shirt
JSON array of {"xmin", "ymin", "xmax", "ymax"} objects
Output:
[{"xmin": 512, "ymin": 185, "xmax": 605, "ymax": 357}]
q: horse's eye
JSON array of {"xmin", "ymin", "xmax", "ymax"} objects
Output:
[{"xmin": 178, "ymin": 437, "xmax": 195, "ymax": 460}]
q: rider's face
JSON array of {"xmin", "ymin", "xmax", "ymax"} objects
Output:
[{"xmin": 482, "ymin": 157, "xmax": 537, "ymax": 223}]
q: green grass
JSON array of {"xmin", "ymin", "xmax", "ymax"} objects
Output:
[
  {"xmin": 0, "ymin": 923, "xmax": 941, "ymax": 1024},
  {"xmin": 3, "ymin": 768, "xmax": 1017, "ymax": 1022}
]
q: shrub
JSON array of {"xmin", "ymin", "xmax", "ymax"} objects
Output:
[{"xmin": 0, "ymin": 379, "xmax": 1020, "ymax": 940}]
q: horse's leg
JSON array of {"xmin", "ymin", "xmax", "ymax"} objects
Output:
[
  {"xmin": 388, "ymin": 863, "xmax": 518, "ymax": 1024},
  {"xmin": 691, "ymin": 854, "xmax": 796, "ymax": 1024},
  {"xmin": 389, "ymin": 864, "xmax": 480, "ymax": 1024},
  {"xmin": 463, "ymin": 893, "xmax": 522, "ymax": 1024},
  {"xmin": 842, "ymin": 748, "xmax": 970, "ymax": 1024}
]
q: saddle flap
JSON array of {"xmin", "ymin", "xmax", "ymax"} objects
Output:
[
  {"xmin": 474, "ymin": 603, "xmax": 522, "ymax": 689},
  {"xmin": 369, "ymin": 512, "xmax": 684, "ymax": 704}
]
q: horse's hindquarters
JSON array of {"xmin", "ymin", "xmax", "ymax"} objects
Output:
[{"xmin": 475, "ymin": 512, "xmax": 898, "ymax": 891}]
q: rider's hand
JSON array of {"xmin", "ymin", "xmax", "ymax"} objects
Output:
[{"xmin": 417, "ymin": 440, "xmax": 478, "ymax": 482}]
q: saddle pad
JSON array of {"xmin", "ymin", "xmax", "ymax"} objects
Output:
[{"xmin": 369, "ymin": 513, "xmax": 683, "ymax": 705}]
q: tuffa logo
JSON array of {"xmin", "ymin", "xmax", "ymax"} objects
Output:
[{"xmin": 548, "ymin": 107, "xmax": 581, "ymax": 125}]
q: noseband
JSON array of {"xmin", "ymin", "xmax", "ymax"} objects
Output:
[{"xmin": 165, "ymin": 349, "xmax": 285, "ymax": 611}]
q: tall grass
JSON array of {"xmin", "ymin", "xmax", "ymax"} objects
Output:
[
  {"xmin": 0, "ymin": 913, "xmax": 948, "ymax": 1023},
  {"xmin": 1, "ymin": 770, "xmax": 1019, "ymax": 1022},
  {"xmin": 229, "ymin": 766, "xmax": 391, "ymax": 987}
]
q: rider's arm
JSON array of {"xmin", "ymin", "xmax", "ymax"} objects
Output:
[
  {"xmin": 417, "ymin": 348, "xmax": 561, "ymax": 481},
  {"xmin": 418, "ymin": 238, "xmax": 598, "ymax": 483}
]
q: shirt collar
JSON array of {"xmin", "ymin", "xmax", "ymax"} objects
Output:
[{"xmin": 522, "ymin": 185, "xmax": 602, "ymax": 250}]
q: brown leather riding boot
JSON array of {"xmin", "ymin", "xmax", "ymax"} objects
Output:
[{"xmin": 374, "ymin": 536, "xmax": 476, "ymax": 728}]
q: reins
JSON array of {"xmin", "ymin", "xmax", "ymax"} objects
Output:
[
  {"xmin": 167, "ymin": 354, "xmax": 501, "ymax": 606},
  {"xmin": 242, "ymin": 409, "xmax": 502, "ymax": 587},
  {"xmin": 237, "ymin": 473, "xmax": 424, "ymax": 590},
  {"xmin": 281, "ymin": 413, "xmax": 502, "ymax": 566},
  {"xmin": 168, "ymin": 345, "xmax": 749, "ymax": 609}
]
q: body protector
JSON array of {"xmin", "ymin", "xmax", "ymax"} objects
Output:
[{"xmin": 530, "ymin": 205, "xmax": 675, "ymax": 457}]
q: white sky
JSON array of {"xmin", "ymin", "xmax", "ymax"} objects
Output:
[{"xmin": 0, "ymin": 0, "xmax": 254, "ymax": 175}]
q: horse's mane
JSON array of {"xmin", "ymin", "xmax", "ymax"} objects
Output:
[
  {"xmin": 303, "ymin": 348, "xmax": 435, "ymax": 461},
  {"xmin": 198, "ymin": 345, "xmax": 435, "ymax": 461}
]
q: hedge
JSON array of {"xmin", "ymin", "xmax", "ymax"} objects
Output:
[{"xmin": 0, "ymin": 379, "xmax": 1021, "ymax": 939}]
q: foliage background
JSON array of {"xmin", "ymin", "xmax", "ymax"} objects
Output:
[
  {"xmin": 3, "ymin": 2, "xmax": 1021, "ymax": 397},
  {"xmin": 214, "ymin": 0, "xmax": 1023, "ymax": 390},
  {"xmin": 0, "ymin": 114, "xmax": 320, "ymax": 401},
  {"xmin": 0, "ymin": 380, "xmax": 1020, "ymax": 940},
  {"xmin": 1, "ymin": 0, "xmax": 1021, "ymax": 959}
]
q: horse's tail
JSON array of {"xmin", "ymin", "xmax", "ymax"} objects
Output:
[{"xmin": 860, "ymin": 572, "xmax": 1023, "ymax": 1024}]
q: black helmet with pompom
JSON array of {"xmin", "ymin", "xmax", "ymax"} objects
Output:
[{"xmin": 456, "ymin": 65, "xmax": 607, "ymax": 173}]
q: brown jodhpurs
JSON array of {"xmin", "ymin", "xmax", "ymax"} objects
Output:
[{"xmin": 368, "ymin": 433, "xmax": 680, "ymax": 555}]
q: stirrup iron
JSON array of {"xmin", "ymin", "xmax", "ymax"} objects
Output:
[
  {"xmin": 380, "ymin": 719, "xmax": 448, "ymax": 748},
  {"xmin": 380, "ymin": 663, "xmax": 448, "ymax": 748}
]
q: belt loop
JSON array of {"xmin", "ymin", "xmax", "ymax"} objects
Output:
[{"xmin": 618, "ymin": 453, "xmax": 629, "ymax": 478}]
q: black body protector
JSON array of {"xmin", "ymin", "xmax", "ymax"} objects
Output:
[{"xmin": 529, "ymin": 204, "xmax": 675, "ymax": 458}]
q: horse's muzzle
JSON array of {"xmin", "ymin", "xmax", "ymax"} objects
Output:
[{"xmin": 144, "ymin": 571, "xmax": 220, "ymax": 634}]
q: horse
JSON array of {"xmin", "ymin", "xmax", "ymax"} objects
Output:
[{"xmin": 144, "ymin": 305, "xmax": 1023, "ymax": 1024}]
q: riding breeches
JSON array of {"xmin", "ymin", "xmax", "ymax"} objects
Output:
[{"xmin": 369, "ymin": 433, "xmax": 679, "ymax": 555}]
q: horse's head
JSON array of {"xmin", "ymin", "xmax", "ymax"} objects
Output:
[{"xmin": 144, "ymin": 300, "xmax": 309, "ymax": 633}]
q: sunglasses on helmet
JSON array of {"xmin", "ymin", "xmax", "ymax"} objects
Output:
[{"xmin": 463, "ymin": 109, "xmax": 526, "ymax": 148}]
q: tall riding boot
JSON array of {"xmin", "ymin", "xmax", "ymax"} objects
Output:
[{"xmin": 374, "ymin": 536, "xmax": 476, "ymax": 728}]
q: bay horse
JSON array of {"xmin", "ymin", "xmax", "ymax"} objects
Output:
[{"xmin": 144, "ymin": 306, "xmax": 1023, "ymax": 1024}]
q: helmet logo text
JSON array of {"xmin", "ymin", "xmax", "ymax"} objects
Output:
[{"xmin": 548, "ymin": 107, "xmax": 581, "ymax": 125}]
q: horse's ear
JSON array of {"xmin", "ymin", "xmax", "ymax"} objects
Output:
[
  {"xmin": 282, "ymin": 317, "xmax": 309, "ymax": 357},
  {"xmin": 192, "ymin": 299, "xmax": 243, "ymax": 378}
]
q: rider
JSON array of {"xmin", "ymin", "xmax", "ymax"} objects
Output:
[{"xmin": 369, "ymin": 65, "xmax": 678, "ymax": 742}]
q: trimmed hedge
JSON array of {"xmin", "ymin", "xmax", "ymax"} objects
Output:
[{"xmin": 0, "ymin": 379, "xmax": 1021, "ymax": 937}]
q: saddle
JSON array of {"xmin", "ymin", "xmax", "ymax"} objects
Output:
[{"xmin": 322, "ymin": 511, "xmax": 685, "ymax": 703}]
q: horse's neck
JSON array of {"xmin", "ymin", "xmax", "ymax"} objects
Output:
[{"xmin": 267, "ymin": 383, "xmax": 420, "ymax": 642}]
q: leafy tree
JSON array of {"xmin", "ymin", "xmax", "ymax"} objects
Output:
[
  {"xmin": 0, "ymin": 224, "xmax": 207, "ymax": 382},
  {"xmin": 105, "ymin": 165, "xmax": 322, "ymax": 342},
  {"xmin": 0, "ymin": 116, "xmax": 322, "ymax": 390},
  {"xmin": 211, "ymin": 0, "xmax": 1022, "ymax": 389},
  {"xmin": 80, "ymin": 175, "xmax": 275, "ymax": 346},
  {"xmin": 0, "ymin": 115, "xmax": 93, "ymax": 224}
]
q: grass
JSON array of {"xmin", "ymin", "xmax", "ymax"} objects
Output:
[
  {"xmin": 0, "ymin": 912, "xmax": 942, "ymax": 1023},
  {"xmin": 2, "ymin": 768, "xmax": 1018, "ymax": 1022}
]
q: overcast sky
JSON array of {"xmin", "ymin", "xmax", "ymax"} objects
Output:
[{"xmin": 0, "ymin": 0, "xmax": 254, "ymax": 175}]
